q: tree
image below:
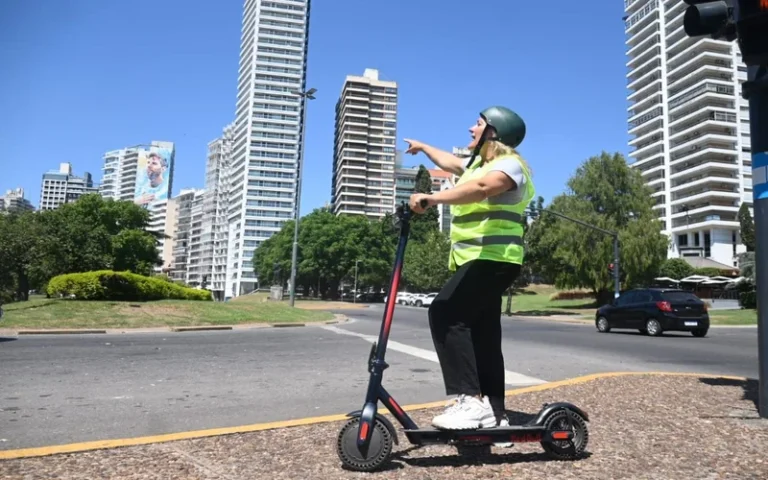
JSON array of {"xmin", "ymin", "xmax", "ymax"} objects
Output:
[
  {"xmin": 525, "ymin": 151, "xmax": 669, "ymax": 305},
  {"xmin": 410, "ymin": 165, "xmax": 440, "ymax": 241},
  {"xmin": 0, "ymin": 195, "xmax": 162, "ymax": 302},
  {"xmin": 111, "ymin": 229, "xmax": 161, "ymax": 276},
  {"xmin": 403, "ymin": 229, "xmax": 451, "ymax": 291},
  {"xmin": 738, "ymin": 203, "xmax": 755, "ymax": 252},
  {"xmin": 658, "ymin": 258, "xmax": 694, "ymax": 280},
  {"xmin": 0, "ymin": 212, "xmax": 42, "ymax": 301}
]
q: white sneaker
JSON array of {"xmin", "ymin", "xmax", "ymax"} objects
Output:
[
  {"xmin": 431, "ymin": 395, "xmax": 497, "ymax": 430},
  {"xmin": 494, "ymin": 417, "xmax": 513, "ymax": 447}
]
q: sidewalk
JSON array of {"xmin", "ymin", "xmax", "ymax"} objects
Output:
[{"xmin": 2, "ymin": 373, "xmax": 766, "ymax": 479}]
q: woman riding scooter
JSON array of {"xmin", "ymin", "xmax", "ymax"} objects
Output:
[{"xmin": 405, "ymin": 106, "xmax": 534, "ymax": 430}]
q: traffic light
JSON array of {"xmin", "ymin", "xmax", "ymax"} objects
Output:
[
  {"xmin": 682, "ymin": 1, "xmax": 768, "ymax": 65},
  {"xmin": 683, "ymin": 1, "xmax": 737, "ymax": 40},
  {"xmin": 735, "ymin": 0, "xmax": 768, "ymax": 65},
  {"xmin": 608, "ymin": 263, "xmax": 615, "ymax": 274}
]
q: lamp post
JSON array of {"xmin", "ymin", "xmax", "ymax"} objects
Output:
[
  {"xmin": 353, "ymin": 259, "xmax": 360, "ymax": 303},
  {"xmin": 288, "ymin": 87, "xmax": 317, "ymax": 307}
]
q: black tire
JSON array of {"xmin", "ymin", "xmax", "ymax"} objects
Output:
[
  {"xmin": 336, "ymin": 417, "xmax": 393, "ymax": 472},
  {"xmin": 596, "ymin": 316, "xmax": 610, "ymax": 333},
  {"xmin": 691, "ymin": 328, "xmax": 708, "ymax": 338},
  {"xmin": 540, "ymin": 409, "xmax": 589, "ymax": 460},
  {"xmin": 645, "ymin": 318, "xmax": 663, "ymax": 336},
  {"xmin": 416, "ymin": 300, "xmax": 423, "ymax": 307}
]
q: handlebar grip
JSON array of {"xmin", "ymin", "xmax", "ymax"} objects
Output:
[{"xmin": 419, "ymin": 198, "xmax": 429, "ymax": 208}]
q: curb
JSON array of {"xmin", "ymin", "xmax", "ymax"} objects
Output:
[
  {"xmin": 0, "ymin": 315, "xmax": 348, "ymax": 337},
  {"xmin": 0, "ymin": 370, "xmax": 748, "ymax": 461}
]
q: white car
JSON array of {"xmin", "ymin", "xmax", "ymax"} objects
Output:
[{"xmin": 410, "ymin": 293, "xmax": 438, "ymax": 307}]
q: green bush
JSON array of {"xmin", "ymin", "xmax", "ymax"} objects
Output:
[
  {"xmin": 46, "ymin": 270, "xmax": 212, "ymax": 301},
  {"xmin": 740, "ymin": 291, "xmax": 757, "ymax": 309}
]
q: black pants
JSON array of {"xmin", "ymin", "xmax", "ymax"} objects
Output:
[{"xmin": 428, "ymin": 259, "xmax": 520, "ymax": 418}]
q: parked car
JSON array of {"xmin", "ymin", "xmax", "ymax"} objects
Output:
[
  {"xmin": 595, "ymin": 288, "xmax": 709, "ymax": 337},
  {"xmin": 415, "ymin": 293, "xmax": 438, "ymax": 307}
]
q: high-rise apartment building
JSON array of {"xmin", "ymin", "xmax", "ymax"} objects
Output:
[
  {"xmin": 169, "ymin": 189, "xmax": 204, "ymax": 283},
  {"xmin": 331, "ymin": 68, "xmax": 398, "ymax": 219},
  {"xmin": 624, "ymin": 0, "xmax": 752, "ymax": 268},
  {"xmin": 100, "ymin": 141, "xmax": 176, "ymax": 271},
  {"xmin": 226, "ymin": 0, "xmax": 312, "ymax": 298},
  {"xmin": 0, "ymin": 188, "xmax": 34, "ymax": 213},
  {"xmin": 39, "ymin": 163, "xmax": 99, "ymax": 210},
  {"xmin": 204, "ymin": 123, "xmax": 235, "ymax": 299}
]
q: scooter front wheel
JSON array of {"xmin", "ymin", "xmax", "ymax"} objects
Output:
[
  {"xmin": 336, "ymin": 417, "xmax": 393, "ymax": 472},
  {"xmin": 540, "ymin": 409, "xmax": 589, "ymax": 460}
]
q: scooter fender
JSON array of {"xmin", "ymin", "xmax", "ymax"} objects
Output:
[
  {"xmin": 346, "ymin": 410, "xmax": 399, "ymax": 445},
  {"xmin": 532, "ymin": 402, "xmax": 589, "ymax": 426}
]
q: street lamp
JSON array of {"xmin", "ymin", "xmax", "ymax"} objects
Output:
[
  {"xmin": 288, "ymin": 87, "xmax": 317, "ymax": 307},
  {"xmin": 528, "ymin": 208, "xmax": 621, "ymax": 299},
  {"xmin": 353, "ymin": 259, "xmax": 360, "ymax": 303}
]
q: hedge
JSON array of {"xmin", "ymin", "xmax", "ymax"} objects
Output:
[
  {"xmin": 740, "ymin": 291, "xmax": 757, "ymax": 309},
  {"xmin": 46, "ymin": 270, "xmax": 212, "ymax": 301}
]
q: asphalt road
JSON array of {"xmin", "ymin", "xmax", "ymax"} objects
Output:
[{"xmin": 0, "ymin": 305, "xmax": 757, "ymax": 450}]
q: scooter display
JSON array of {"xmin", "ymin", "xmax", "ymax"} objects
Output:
[{"xmin": 336, "ymin": 200, "xmax": 590, "ymax": 472}]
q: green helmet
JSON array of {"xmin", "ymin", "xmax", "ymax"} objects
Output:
[{"xmin": 480, "ymin": 106, "xmax": 526, "ymax": 148}]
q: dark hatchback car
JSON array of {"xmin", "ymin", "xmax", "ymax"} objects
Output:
[{"xmin": 595, "ymin": 288, "xmax": 710, "ymax": 337}]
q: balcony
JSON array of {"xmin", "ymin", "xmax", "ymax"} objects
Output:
[
  {"xmin": 670, "ymin": 156, "xmax": 739, "ymax": 180},
  {"xmin": 669, "ymin": 108, "xmax": 736, "ymax": 137},
  {"xmin": 668, "ymin": 81, "xmax": 735, "ymax": 116},
  {"xmin": 628, "ymin": 78, "xmax": 662, "ymax": 104},
  {"xmin": 669, "ymin": 115, "xmax": 737, "ymax": 147},
  {"xmin": 628, "ymin": 93, "xmax": 663, "ymax": 119},
  {"xmin": 626, "ymin": 9, "xmax": 660, "ymax": 48},
  {"xmin": 630, "ymin": 103, "xmax": 663, "ymax": 128}
]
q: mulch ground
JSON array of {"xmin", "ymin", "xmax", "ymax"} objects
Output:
[{"xmin": 2, "ymin": 374, "xmax": 767, "ymax": 479}]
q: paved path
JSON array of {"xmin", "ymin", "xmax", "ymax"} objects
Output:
[{"xmin": 0, "ymin": 305, "xmax": 757, "ymax": 450}]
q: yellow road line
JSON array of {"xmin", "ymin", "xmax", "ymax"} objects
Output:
[{"xmin": 0, "ymin": 371, "xmax": 747, "ymax": 461}]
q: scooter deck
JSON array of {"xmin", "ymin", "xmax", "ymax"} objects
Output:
[{"xmin": 404, "ymin": 425, "xmax": 572, "ymax": 446}]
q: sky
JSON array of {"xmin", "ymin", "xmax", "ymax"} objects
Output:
[{"xmin": 0, "ymin": 0, "xmax": 631, "ymax": 214}]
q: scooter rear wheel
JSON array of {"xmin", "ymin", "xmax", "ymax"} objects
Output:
[
  {"xmin": 540, "ymin": 409, "xmax": 589, "ymax": 460},
  {"xmin": 336, "ymin": 417, "xmax": 393, "ymax": 472}
]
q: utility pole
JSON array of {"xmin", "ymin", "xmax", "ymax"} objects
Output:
[
  {"xmin": 288, "ymin": 87, "xmax": 316, "ymax": 307},
  {"xmin": 682, "ymin": 0, "xmax": 768, "ymax": 417}
]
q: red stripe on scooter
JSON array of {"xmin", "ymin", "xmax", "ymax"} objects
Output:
[
  {"xmin": 382, "ymin": 262, "xmax": 402, "ymax": 339},
  {"xmin": 388, "ymin": 396, "xmax": 404, "ymax": 416}
]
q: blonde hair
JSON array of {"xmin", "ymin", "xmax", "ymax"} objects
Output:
[{"xmin": 480, "ymin": 140, "xmax": 533, "ymax": 177}]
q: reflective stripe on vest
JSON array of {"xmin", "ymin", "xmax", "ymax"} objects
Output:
[{"xmin": 448, "ymin": 153, "xmax": 535, "ymax": 271}]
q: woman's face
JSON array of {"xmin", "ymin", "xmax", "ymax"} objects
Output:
[{"xmin": 468, "ymin": 116, "xmax": 490, "ymax": 149}]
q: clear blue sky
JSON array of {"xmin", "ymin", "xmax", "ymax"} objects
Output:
[{"xmin": 0, "ymin": 0, "xmax": 631, "ymax": 213}]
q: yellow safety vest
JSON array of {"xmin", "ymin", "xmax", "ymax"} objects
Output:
[{"xmin": 448, "ymin": 154, "xmax": 535, "ymax": 271}]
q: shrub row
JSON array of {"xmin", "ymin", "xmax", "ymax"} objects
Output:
[
  {"xmin": 47, "ymin": 270, "xmax": 212, "ymax": 301},
  {"xmin": 549, "ymin": 290, "xmax": 593, "ymax": 301}
]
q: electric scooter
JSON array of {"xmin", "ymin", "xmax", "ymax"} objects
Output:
[{"xmin": 336, "ymin": 200, "xmax": 590, "ymax": 472}]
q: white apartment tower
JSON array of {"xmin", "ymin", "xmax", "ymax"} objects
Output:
[
  {"xmin": 225, "ymin": 0, "xmax": 312, "ymax": 298},
  {"xmin": 100, "ymin": 141, "xmax": 176, "ymax": 271},
  {"xmin": 624, "ymin": 0, "xmax": 753, "ymax": 268},
  {"xmin": 331, "ymin": 68, "xmax": 398, "ymax": 218},
  {"xmin": 205, "ymin": 123, "xmax": 235, "ymax": 300}
]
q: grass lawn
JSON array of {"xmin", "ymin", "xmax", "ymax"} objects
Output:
[
  {"xmin": 707, "ymin": 309, "xmax": 757, "ymax": 325},
  {"xmin": 0, "ymin": 293, "xmax": 334, "ymax": 330}
]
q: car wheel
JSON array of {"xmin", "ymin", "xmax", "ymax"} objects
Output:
[
  {"xmin": 596, "ymin": 316, "xmax": 610, "ymax": 333},
  {"xmin": 691, "ymin": 328, "xmax": 708, "ymax": 338},
  {"xmin": 416, "ymin": 300, "xmax": 423, "ymax": 307},
  {"xmin": 645, "ymin": 318, "xmax": 663, "ymax": 337}
]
